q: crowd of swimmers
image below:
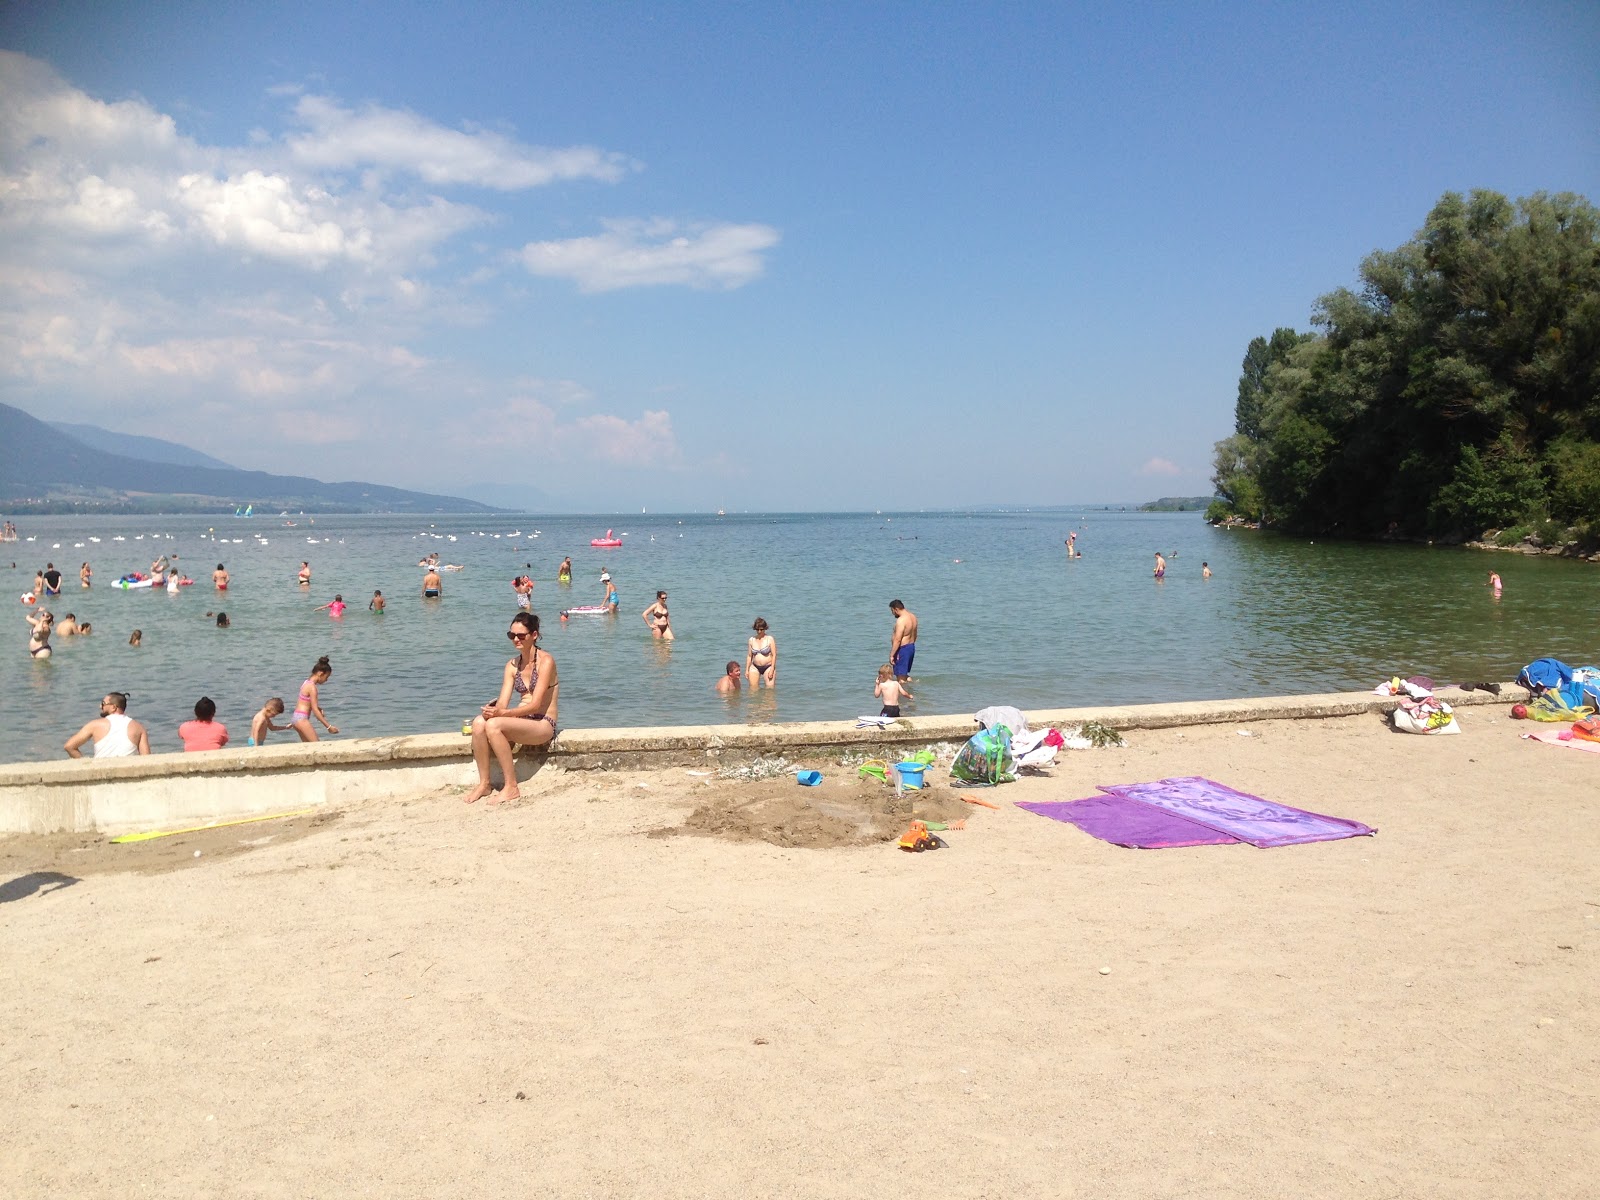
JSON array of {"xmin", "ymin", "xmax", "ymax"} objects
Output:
[{"xmin": 28, "ymin": 535, "xmax": 922, "ymax": 792}]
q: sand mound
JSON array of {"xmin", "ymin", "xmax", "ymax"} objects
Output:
[{"xmin": 660, "ymin": 774, "xmax": 974, "ymax": 849}]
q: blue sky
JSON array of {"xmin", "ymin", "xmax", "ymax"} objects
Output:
[{"xmin": 2, "ymin": 1, "xmax": 1596, "ymax": 511}]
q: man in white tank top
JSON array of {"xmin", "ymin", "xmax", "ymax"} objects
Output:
[{"xmin": 64, "ymin": 693, "xmax": 151, "ymax": 758}]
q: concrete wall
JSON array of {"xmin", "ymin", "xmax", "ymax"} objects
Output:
[{"xmin": 0, "ymin": 686, "xmax": 1515, "ymax": 835}]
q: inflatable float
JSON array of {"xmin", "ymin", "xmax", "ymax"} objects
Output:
[
  {"xmin": 590, "ymin": 528, "xmax": 623, "ymax": 548},
  {"xmin": 116, "ymin": 574, "xmax": 193, "ymax": 590},
  {"xmin": 561, "ymin": 605, "xmax": 613, "ymax": 617}
]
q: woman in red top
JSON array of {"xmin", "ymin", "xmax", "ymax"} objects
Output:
[{"xmin": 178, "ymin": 696, "xmax": 230, "ymax": 751}]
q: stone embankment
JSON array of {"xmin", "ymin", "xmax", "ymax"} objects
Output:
[
  {"xmin": 1467, "ymin": 531, "xmax": 1600, "ymax": 562},
  {"xmin": 0, "ymin": 685, "xmax": 1521, "ymax": 835}
]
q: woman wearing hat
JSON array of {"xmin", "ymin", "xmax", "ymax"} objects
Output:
[{"xmin": 600, "ymin": 570, "xmax": 618, "ymax": 613}]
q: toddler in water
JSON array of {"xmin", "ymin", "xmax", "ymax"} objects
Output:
[{"xmin": 875, "ymin": 663, "xmax": 911, "ymax": 717}]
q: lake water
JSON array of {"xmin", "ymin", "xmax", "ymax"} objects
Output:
[{"xmin": 5, "ymin": 510, "xmax": 1596, "ymax": 763}]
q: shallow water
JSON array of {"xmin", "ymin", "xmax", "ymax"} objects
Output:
[{"xmin": 4, "ymin": 510, "xmax": 1595, "ymax": 763}]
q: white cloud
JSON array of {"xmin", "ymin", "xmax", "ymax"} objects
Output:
[
  {"xmin": 176, "ymin": 171, "xmax": 373, "ymax": 267},
  {"xmin": 449, "ymin": 394, "xmax": 681, "ymax": 468},
  {"xmin": 518, "ymin": 218, "xmax": 780, "ymax": 292},
  {"xmin": 0, "ymin": 50, "xmax": 180, "ymax": 159},
  {"xmin": 1138, "ymin": 457, "xmax": 1182, "ymax": 476},
  {"xmin": 0, "ymin": 50, "xmax": 772, "ymax": 486},
  {"xmin": 569, "ymin": 409, "xmax": 679, "ymax": 466},
  {"xmin": 286, "ymin": 95, "xmax": 632, "ymax": 190}
]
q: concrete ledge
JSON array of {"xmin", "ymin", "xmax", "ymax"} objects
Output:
[{"xmin": 0, "ymin": 685, "xmax": 1519, "ymax": 835}]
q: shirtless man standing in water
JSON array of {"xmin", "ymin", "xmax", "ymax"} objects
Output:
[{"xmin": 888, "ymin": 599, "xmax": 918, "ymax": 682}]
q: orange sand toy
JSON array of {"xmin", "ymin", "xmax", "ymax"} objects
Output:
[
  {"xmin": 959, "ymin": 794, "xmax": 1000, "ymax": 810},
  {"xmin": 897, "ymin": 821, "xmax": 941, "ymax": 852}
]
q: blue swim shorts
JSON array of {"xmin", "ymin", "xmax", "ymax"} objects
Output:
[{"xmin": 893, "ymin": 643, "xmax": 915, "ymax": 678}]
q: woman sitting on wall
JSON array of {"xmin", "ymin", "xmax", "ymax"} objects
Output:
[{"xmin": 464, "ymin": 611, "xmax": 559, "ymax": 805}]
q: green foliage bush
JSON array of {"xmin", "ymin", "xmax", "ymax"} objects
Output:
[
  {"xmin": 1530, "ymin": 517, "xmax": 1568, "ymax": 547},
  {"xmin": 1546, "ymin": 439, "xmax": 1600, "ymax": 525}
]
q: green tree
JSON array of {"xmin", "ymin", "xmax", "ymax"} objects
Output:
[
  {"xmin": 1210, "ymin": 189, "xmax": 1600, "ymax": 537},
  {"xmin": 1210, "ymin": 433, "xmax": 1263, "ymax": 521},
  {"xmin": 1235, "ymin": 327, "xmax": 1313, "ymax": 441},
  {"xmin": 1546, "ymin": 438, "xmax": 1600, "ymax": 525}
]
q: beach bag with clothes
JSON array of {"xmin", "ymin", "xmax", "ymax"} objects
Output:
[
  {"xmin": 1392, "ymin": 697, "xmax": 1461, "ymax": 735},
  {"xmin": 950, "ymin": 725, "xmax": 1017, "ymax": 786},
  {"xmin": 1518, "ymin": 657, "xmax": 1600, "ymax": 714},
  {"xmin": 1517, "ymin": 657, "xmax": 1572, "ymax": 694}
]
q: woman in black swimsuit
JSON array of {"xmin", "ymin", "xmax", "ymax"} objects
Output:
[
  {"xmin": 642, "ymin": 591, "xmax": 673, "ymax": 641},
  {"xmin": 463, "ymin": 611, "xmax": 560, "ymax": 805},
  {"xmin": 26, "ymin": 609, "xmax": 54, "ymax": 658}
]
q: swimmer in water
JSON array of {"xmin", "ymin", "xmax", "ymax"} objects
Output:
[
  {"xmin": 715, "ymin": 661, "xmax": 743, "ymax": 693},
  {"xmin": 643, "ymin": 591, "xmax": 673, "ymax": 641},
  {"xmin": 558, "ymin": 556, "xmax": 572, "ymax": 583},
  {"xmin": 1489, "ymin": 571, "xmax": 1502, "ymax": 598},
  {"xmin": 369, "ymin": 589, "xmax": 385, "ymax": 613},
  {"xmin": 874, "ymin": 662, "xmax": 911, "ymax": 716},
  {"xmin": 746, "ymin": 617, "xmax": 776, "ymax": 686},
  {"xmin": 291, "ymin": 656, "xmax": 338, "ymax": 741},
  {"xmin": 297, "ymin": 561, "xmax": 311, "ymax": 587},
  {"xmin": 26, "ymin": 609, "xmax": 54, "ymax": 658},
  {"xmin": 1202, "ymin": 561, "xmax": 1212, "ymax": 579},
  {"xmin": 249, "ymin": 698, "xmax": 288, "ymax": 746},
  {"xmin": 422, "ymin": 567, "xmax": 442, "ymax": 598},
  {"xmin": 213, "ymin": 563, "xmax": 230, "ymax": 590},
  {"xmin": 1153, "ymin": 551, "xmax": 1166, "ymax": 580}
]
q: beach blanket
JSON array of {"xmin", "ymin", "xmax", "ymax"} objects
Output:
[
  {"xmin": 1521, "ymin": 729, "xmax": 1600, "ymax": 755},
  {"xmin": 1016, "ymin": 796, "xmax": 1239, "ymax": 848},
  {"xmin": 1018, "ymin": 776, "xmax": 1375, "ymax": 849}
]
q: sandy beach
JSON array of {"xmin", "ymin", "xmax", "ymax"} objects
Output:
[{"xmin": 4, "ymin": 710, "xmax": 1597, "ymax": 1198}]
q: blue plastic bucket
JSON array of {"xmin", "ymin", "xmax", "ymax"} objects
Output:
[{"xmin": 894, "ymin": 762, "xmax": 929, "ymax": 790}]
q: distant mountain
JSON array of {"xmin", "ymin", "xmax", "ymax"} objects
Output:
[
  {"xmin": 47, "ymin": 421, "xmax": 237, "ymax": 470},
  {"xmin": 0, "ymin": 402, "xmax": 497, "ymax": 514}
]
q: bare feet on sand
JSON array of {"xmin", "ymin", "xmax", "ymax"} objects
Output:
[
  {"xmin": 486, "ymin": 787, "xmax": 521, "ymax": 806},
  {"xmin": 462, "ymin": 782, "xmax": 492, "ymax": 804}
]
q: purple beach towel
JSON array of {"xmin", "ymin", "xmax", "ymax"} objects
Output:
[
  {"xmin": 1016, "ymin": 796, "xmax": 1239, "ymax": 849},
  {"xmin": 1018, "ymin": 777, "xmax": 1375, "ymax": 849}
]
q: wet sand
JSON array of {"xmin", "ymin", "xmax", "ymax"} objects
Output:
[{"xmin": 3, "ymin": 711, "xmax": 1597, "ymax": 1198}]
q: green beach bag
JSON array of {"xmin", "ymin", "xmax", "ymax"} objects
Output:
[{"xmin": 949, "ymin": 726, "xmax": 1016, "ymax": 786}]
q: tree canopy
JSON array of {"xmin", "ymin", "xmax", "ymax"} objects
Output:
[{"xmin": 1210, "ymin": 190, "xmax": 1600, "ymax": 538}]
